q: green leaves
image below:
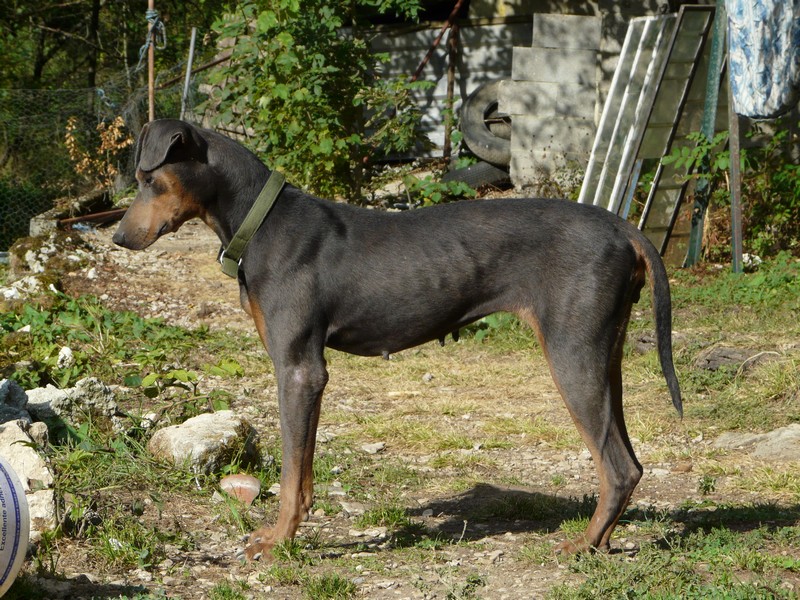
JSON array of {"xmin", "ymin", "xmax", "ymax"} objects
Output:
[
  {"xmin": 401, "ymin": 173, "xmax": 476, "ymax": 207},
  {"xmin": 0, "ymin": 293, "xmax": 203, "ymax": 388},
  {"xmin": 202, "ymin": 0, "xmax": 430, "ymax": 200}
]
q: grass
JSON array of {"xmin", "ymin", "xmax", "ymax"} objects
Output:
[{"xmin": 5, "ymin": 254, "xmax": 800, "ymax": 597}]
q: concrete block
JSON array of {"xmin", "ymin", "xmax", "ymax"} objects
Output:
[
  {"xmin": 511, "ymin": 47, "xmax": 598, "ymax": 84},
  {"xmin": 509, "ymin": 150, "xmax": 587, "ymax": 196},
  {"xmin": 532, "ymin": 14, "xmax": 602, "ymax": 50},
  {"xmin": 510, "ymin": 115, "xmax": 596, "ymax": 154},
  {"xmin": 499, "ymin": 80, "xmax": 596, "ymax": 119}
]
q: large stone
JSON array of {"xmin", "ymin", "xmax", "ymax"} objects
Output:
[
  {"xmin": 0, "ymin": 379, "xmax": 31, "ymax": 424},
  {"xmin": 714, "ymin": 424, "xmax": 800, "ymax": 461},
  {"xmin": 0, "ymin": 379, "xmax": 28, "ymax": 410},
  {"xmin": 751, "ymin": 424, "xmax": 800, "ymax": 461},
  {"xmin": 694, "ymin": 346, "xmax": 778, "ymax": 372},
  {"xmin": 0, "ymin": 420, "xmax": 57, "ymax": 542},
  {"xmin": 148, "ymin": 411, "xmax": 259, "ymax": 474},
  {"xmin": 0, "ymin": 275, "xmax": 46, "ymax": 302},
  {"xmin": 27, "ymin": 377, "xmax": 120, "ymax": 431}
]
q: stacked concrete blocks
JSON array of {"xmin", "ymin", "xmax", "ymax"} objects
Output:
[{"xmin": 499, "ymin": 14, "xmax": 602, "ymax": 195}]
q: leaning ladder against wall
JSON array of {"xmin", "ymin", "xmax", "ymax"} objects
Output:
[{"xmin": 578, "ymin": 5, "xmax": 719, "ymax": 259}]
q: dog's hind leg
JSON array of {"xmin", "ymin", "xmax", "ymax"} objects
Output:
[
  {"xmin": 521, "ymin": 295, "xmax": 642, "ymax": 554},
  {"xmin": 552, "ymin": 338, "xmax": 641, "ymax": 554}
]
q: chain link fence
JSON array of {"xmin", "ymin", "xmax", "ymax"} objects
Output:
[{"xmin": 0, "ymin": 63, "xmax": 208, "ymax": 251}]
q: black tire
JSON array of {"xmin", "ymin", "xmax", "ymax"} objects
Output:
[
  {"xmin": 461, "ymin": 80, "xmax": 512, "ymax": 166},
  {"xmin": 441, "ymin": 161, "xmax": 509, "ymax": 188}
]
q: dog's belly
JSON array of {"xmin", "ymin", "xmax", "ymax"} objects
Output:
[{"xmin": 325, "ymin": 305, "xmax": 492, "ymax": 357}]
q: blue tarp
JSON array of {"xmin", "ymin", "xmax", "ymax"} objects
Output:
[{"xmin": 727, "ymin": 0, "xmax": 800, "ymax": 119}]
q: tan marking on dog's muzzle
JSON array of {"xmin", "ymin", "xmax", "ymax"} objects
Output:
[{"xmin": 113, "ymin": 170, "xmax": 203, "ymax": 250}]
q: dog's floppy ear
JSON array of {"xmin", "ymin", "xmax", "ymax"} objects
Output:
[
  {"xmin": 137, "ymin": 120, "xmax": 208, "ymax": 171},
  {"xmin": 133, "ymin": 122, "xmax": 150, "ymax": 171}
]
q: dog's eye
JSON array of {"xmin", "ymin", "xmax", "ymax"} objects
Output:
[{"xmin": 144, "ymin": 176, "xmax": 154, "ymax": 186}]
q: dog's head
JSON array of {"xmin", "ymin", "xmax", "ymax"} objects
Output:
[{"xmin": 112, "ymin": 120, "xmax": 210, "ymax": 250}]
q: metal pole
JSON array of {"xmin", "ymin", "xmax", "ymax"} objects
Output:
[
  {"xmin": 727, "ymin": 75, "xmax": 743, "ymax": 273},
  {"xmin": 683, "ymin": 0, "xmax": 726, "ymax": 267},
  {"xmin": 148, "ymin": 0, "xmax": 156, "ymax": 122},
  {"xmin": 180, "ymin": 27, "xmax": 197, "ymax": 121}
]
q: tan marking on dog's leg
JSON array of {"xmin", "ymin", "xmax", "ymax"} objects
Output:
[
  {"xmin": 244, "ymin": 466, "xmax": 304, "ymax": 560},
  {"xmin": 247, "ymin": 292, "xmax": 269, "ymax": 353},
  {"xmin": 300, "ymin": 399, "xmax": 322, "ymax": 516}
]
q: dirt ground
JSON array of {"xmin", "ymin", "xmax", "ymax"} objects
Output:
[{"xmin": 25, "ymin": 217, "xmax": 785, "ymax": 599}]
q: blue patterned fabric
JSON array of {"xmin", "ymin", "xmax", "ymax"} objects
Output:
[{"xmin": 726, "ymin": 0, "xmax": 800, "ymax": 119}]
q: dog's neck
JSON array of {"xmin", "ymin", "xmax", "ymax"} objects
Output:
[{"xmin": 204, "ymin": 144, "xmax": 275, "ymax": 247}]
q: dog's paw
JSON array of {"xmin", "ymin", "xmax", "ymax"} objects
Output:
[
  {"xmin": 242, "ymin": 528, "xmax": 275, "ymax": 561},
  {"xmin": 553, "ymin": 538, "xmax": 581, "ymax": 556},
  {"xmin": 554, "ymin": 534, "xmax": 604, "ymax": 556},
  {"xmin": 554, "ymin": 534, "xmax": 611, "ymax": 556}
]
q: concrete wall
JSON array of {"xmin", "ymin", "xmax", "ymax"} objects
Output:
[{"xmin": 371, "ymin": 0, "xmax": 672, "ymax": 183}]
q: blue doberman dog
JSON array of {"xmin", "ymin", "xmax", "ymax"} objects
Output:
[{"xmin": 113, "ymin": 119, "xmax": 681, "ymax": 559}]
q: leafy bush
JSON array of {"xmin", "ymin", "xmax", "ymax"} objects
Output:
[
  {"xmin": 202, "ymin": 0, "xmax": 428, "ymax": 201},
  {"xmin": 663, "ymin": 122, "xmax": 800, "ymax": 259},
  {"xmin": 0, "ymin": 293, "xmax": 205, "ymax": 388}
]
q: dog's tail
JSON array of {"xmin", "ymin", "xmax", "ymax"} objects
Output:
[{"xmin": 637, "ymin": 237, "xmax": 683, "ymax": 417}]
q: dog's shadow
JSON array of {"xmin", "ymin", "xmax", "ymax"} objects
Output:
[
  {"xmin": 393, "ymin": 483, "xmax": 800, "ymax": 550},
  {"xmin": 395, "ymin": 483, "xmax": 597, "ymax": 546}
]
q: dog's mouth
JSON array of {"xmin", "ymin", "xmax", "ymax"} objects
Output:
[{"xmin": 112, "ymin": 220, "xmax": 171, "ymax": 250}]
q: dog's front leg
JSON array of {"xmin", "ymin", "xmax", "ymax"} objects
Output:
[{"xmin": 245, "ymin": 355, "xmax": 328, "ymax": 560}]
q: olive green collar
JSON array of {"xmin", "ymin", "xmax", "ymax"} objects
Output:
[{"xmin": 218, "ymin": 170, "xmax": 285, "ymax": 278}]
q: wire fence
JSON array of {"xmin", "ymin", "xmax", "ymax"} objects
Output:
[{"xmin": 0, "ymin": 62, "xmax": 208, "ymax": 251}]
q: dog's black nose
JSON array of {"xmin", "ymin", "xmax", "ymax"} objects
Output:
[{"xmin": 112, "ymin": 230, "xmax": 126, "ymax": 247}]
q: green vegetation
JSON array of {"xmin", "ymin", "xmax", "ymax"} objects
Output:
[
  {"xmin": 3, "ymin": 251, "xmax": 799, "ymax": 596},
  {"xmin": 663, "ymin": 122, "xmax": 800, "ymax": 259},
  {"xmin": 203, "ymin": 0, "xmax": 429, "ymax": 201}
]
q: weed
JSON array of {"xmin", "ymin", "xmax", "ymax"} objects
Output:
[
  {"xmin": 213, "ymin": 493, "xmax": 259, "ymax": 535},
  {"xmin": 699, "ymin": 475, "xmax": 717, "ymax": 495},
  {"xmin": 303, "ymin": 573, "xmax": 357, "ymax": 600},
  {"xmin": 272, "ymin": 538, "xmax": 308, "ymax": 564},
  {"xmin": 358, "ymin": 416, "xmax": 475, "ymax": 452},
  {"xmin": 208, "ymin": 581, "xmax": 249, "ymax": 600},
  {"xmin": 264, "ymin": 563, "xmax": 304, "ymax": 585},
  {"xmin": 482, "ymin": 416, "xmax": 580, "ymax": 449},
  {"xmin": 92, "ymin": 515, "xmax": 163, "ymax": 568},
  {"xmin": 520, "ymin": 539, "xmax": 557, "ymax": 565},
  {"xmin": 740, "ymin": 466, "xmax": 800, "ymax": 500},
  {"xmin": 356, "ymin": 503, "xmax": 412, "ymax": 529},
  {"xmin": 0, "ymin": 293, "xmax": 208, "ymax": 388},
  {"xmin": 444, "ymin": 571, "xmax": 486, "ymax": 600}
]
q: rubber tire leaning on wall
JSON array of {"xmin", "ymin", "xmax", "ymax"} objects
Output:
[
  {"xmin": 461, "ymin": 80, "xmax": 512, "ymax": 167},
  {"xmin": 441, "ymin": 161, "xmax": 510, "ymax": 188}
]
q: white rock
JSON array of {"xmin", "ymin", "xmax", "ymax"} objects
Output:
[
  {"xmin": 715, "ymin": 424, "xmax": 800, "ymax": 460},
  {"xmin": 1, "ymin": 276, "xmax": 44, "ymax": 300},
  {"xmin": 362, "ymin": 442, "xmax": 386, "ymax": 454},
  {"xmin": 147, "ymin": 410, "xmax": 259, "ymax": 474},
  {"xmin": 27, "ymin": 377, "xmax": 120, "ymax": 430},
  {"xmin": 57, "ymin": 346, "xmax": 75, "ymax": 369}
]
